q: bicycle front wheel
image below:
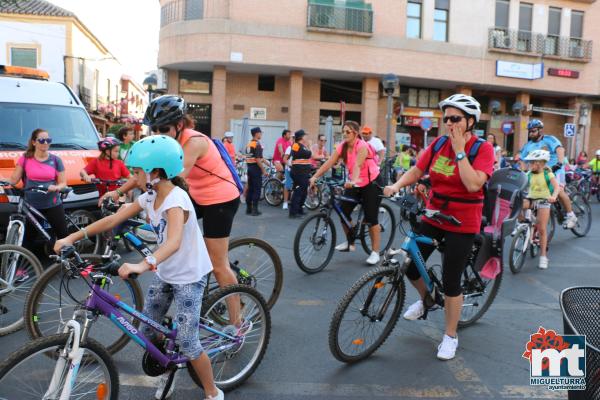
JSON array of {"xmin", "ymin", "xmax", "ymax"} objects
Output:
[
  {"xmin": 190, "ymin": 285, "xmax": 270, "ymax": 392},
  {"xmin": 206, "ymin": 237, "xmax": 283, "ymax": 310},
  {"xmin": 0, "ymin": 244, "xmax": 43, "ymax": 336},
  {"xmin": 0, "ymin": 333, "xmax": 118, "ymax": 399},
  {"xmin": 293, "ymin": 213, "xmax": 336, "ymax": 274},
  {"xmin": 329, "ymin": 266, "xmax": 405, "ymax": 363},
  {"xmin": 570, "ymin": 193, "xmax": 592, "ymax": 237},
  {"xmin": 24, "ymin": 255, "xmax": 144, "ymax": 355},
  {"xmin": 458, "ymin": 263, "xmax": 503, "ymax": 328},
  {"xmin": 264, "ymin": 178, "xmax": 283, "ymax": 207},
  {"xmin": 359, "ymin": 202, "xmax": 397, "ymax": 255},
  {"xmin": 508, "ymin": 226, "xmax": 528, "ymax": 274},
  {"xmin": 4, "ymin": 222, "xmax": 23, "ymax": 246}
]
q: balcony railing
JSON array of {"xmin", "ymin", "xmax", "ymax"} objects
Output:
[
  {"xmin": 307, "ymin": 0, "xmax": 373, "ymax": 35},
  {"xmin": 488, "ymin": 27, "xmax": 592, "ymax": 61}
]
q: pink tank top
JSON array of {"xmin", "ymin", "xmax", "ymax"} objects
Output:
[
  {"xmin": 179, "ymin": 129, "xmax": 240, "ymax": 205},
  {"xmin": 336, "ymin": 139, "xmax": 380, "ymax": 187}
]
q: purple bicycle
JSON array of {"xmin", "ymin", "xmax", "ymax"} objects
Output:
[{"xmin": 0, "ymin": 246, "xmax": 271, "ymax": 399}]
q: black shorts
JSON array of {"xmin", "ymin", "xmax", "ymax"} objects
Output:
[
  {"xmin": 192, "ymin": 197, "xmax": 240, "ymax": 239},
  {"xmin": 340, "ymin": 175, "xmax": 383, "ymax": 226}
]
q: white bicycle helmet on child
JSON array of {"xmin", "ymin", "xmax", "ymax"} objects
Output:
[{"xmin": 524, "ymin": 149, "xmax": 550, "ymax": 162}]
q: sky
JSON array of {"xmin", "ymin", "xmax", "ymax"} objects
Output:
[{"xmin": 49, "ymin": 0, "xmax": 160, "ymax": 84}]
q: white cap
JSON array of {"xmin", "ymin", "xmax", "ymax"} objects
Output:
[{"xmin": 224, "ymin": 131, "xmax": 234, "ymax": 138}]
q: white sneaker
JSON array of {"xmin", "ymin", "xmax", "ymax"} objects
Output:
[
  {"xmin": 538, "ymin": 256, "xmax": 549, "ymax": 269},
  {"xmin": 335, "ymin": 242, "xmax": 355, "ymax": 252},
  {"xmin": 282, "ymin": 202, "xmax": 288, "ymax": 210},
  {"xmin": 437, "ymin": 334, "xmax": 458, "ymax": 361},
  {"xmin": 403, "ymin": 300, "xmax": 424, "ymax": 320},
  {"xmin": 155, "ymin": 370, "xmax": 177, "ymax": 399},
  {"xmin": 204, "ymin": 388, "xmax": 224, "ymax": 400},
  {"xmin": 366, "ymin": 251, "xmax": 380, "ymax": 265},
  {"xmin": 565, "ymin": 213, "xmax": 578, "ymax": 229}
]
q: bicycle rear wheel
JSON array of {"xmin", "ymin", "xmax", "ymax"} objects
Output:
[
  {"xmin": 67, "ymin": 209, "xmax": 102, "ymax": 254},
  {"xmin": 190, "ymin": 285, "xmax": 270, "ymax": 392},
  {"xmin": 0, "ymin": 333, "xmax": 118, "ymax": 399},
  {"xmin": 24, "ymin": 255, "xmax": 144, "ymax": 355},
  {"xmin": 264, "ymin": 178, "xmax": 283, "ymax": 207},
  {"xmin": 508, "ymin": 226, "xmax": 528, "ymax": 274},
  {"xmin": 458, "ymin": 263, "xmax": 503, "ymax": 328},
  {"xmin": 293, "ymin": 213, "xmax": 336, "ymax": 274},
  {"xmin": 0, "ymin": 245, "xmax": 43, "ymax": 336},
  {"xmin": 206, "ymin": 237, "xmax": 283, "ymax": 309},
  {"xmin": 359, "ymin": 202, "xmax": 397, "ymax": 255},
  {"xmin": 329, "ymin": 266, "xmax": 405, "ymax": 363},
  {"xmin": 570, "ymin": 193, "xmax": 592, "ymax": 237}
]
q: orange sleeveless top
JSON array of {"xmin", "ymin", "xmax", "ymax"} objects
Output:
[{"xmin": 179, "ymin": 129, "xmax": 240, "ymax": 206}]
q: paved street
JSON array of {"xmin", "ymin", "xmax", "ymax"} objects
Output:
[{"xmin": 2, "ymin": 200, "xmax": 599, "ymax": 399}]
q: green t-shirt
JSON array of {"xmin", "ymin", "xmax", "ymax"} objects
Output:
[
  {"xmin": 589, "ymin": 159, "xmax": 600, "ymax": 173},
  {"xmin": 393, "ymin": 152, "xmax": 411, "ymax": 170},
  {"xmin": 119, "ymin": 142, "xmax": 135, "ymax": 162}
]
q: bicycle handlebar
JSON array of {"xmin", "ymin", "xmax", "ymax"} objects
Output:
[
  {"xmin": 423, "ymin": 209, "xmax": 461, "ymax": 226},
  {"xmin": 91, "ymin": 178, "xmax": 127, "ymax": 186}
]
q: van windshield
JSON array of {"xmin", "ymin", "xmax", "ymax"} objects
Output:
[{"xmin": 0, "ymin": 103, "xmax": 99, "ymax": 150}]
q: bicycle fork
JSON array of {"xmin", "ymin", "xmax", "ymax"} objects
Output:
[{"xmin": 45, "ymin": 320, "xmax": 84, "ymax": 400}]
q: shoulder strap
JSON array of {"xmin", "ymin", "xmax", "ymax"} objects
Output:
[
  {"xmin": 543, "ymin": 169, "xmax": 554, "ymax": 192},
  {"xmin": 425, "ymin": 135, "xmax": 448, "ymax": 173},
  {"xmin": 468, "ymin": 138, "xmax": 485, "ymax": 164}
]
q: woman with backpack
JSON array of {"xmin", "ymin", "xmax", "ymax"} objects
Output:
[
  {"xmin": 9, "ymin": 128, "xmax": 68, "ymax": 244},
  {"xmin": 309, "ymin": 120, "xmax": 383, "ymax": 266},
  {"xmin": 99, "ymin": 96, "xmax": 242, "ymax": 328},
  {"xmin": 383, "ymin": 94, "xmax": 495, "ymax": 361}
]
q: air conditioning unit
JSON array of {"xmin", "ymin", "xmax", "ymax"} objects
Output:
[{"xmin": 491, "ymin": 30, "xmax": 511, "ymax": 49}]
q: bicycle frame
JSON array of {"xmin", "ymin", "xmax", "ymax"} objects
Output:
[
  {"xmin": 398, "ymin": 231, "xmax": 437, "ymax": 292},
  {"xmin": 10, "ymin": 196, "xmax": 52, "ymax": 242},
  {"xmin": 323, "ymin": 182, "xmax": 362, "ymax": 236}
]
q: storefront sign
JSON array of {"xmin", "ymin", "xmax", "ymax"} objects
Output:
[
  {"xmin": 548, "ymin": 68, "xmax": 580, "ymax": 79},
  {"xmin": 496, "ymin": 61, "xmax": 543, "ymax": 80},
  {"xmin": 250, "ymin": 107, "xmax": 267, "ymax": 120},
  {"xmin": 403, "ymin": 116, "xmax": 439, "ymax": 128},
  {"xmin": 474, "ymin": 129, "xmax": 485, "ymax": 137}
]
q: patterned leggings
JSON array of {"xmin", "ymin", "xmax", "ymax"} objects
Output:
[{"xmin": 141, "ymin": 274, "xmax": 207, "ymax": 359}]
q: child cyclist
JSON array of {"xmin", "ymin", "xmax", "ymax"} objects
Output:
[
  {"xmin": 55, "ymin": 135, "xmax": 224, "ymax": 400},
  {"xmin": 523, "ymin": 149, "xmax": 560, "ymax": 270},
  {"xmin": 80, "ymin": 137, "xmax": 130, "ymax": 197}
]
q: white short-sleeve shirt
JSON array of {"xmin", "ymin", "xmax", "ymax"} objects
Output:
[{"xmin": 137, "ymin": 187, "xmax": 212, "ymax": 284}]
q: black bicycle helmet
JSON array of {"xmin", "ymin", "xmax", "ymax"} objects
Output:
[{"xmin": 143, "ymin": 95, "xmax": 187, "ymax": 127}]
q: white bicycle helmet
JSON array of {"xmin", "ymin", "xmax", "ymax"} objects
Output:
[
  {"xmin": 595, "ymin": 149, "xmax": 600, "ymax": 157},
  {"xmin": 439, "ymin": 94, "xmax": 482, "ymax": 123},
  {"xmin": 524, "ymin": 149, "xmax": 550, "ymax": 162}
]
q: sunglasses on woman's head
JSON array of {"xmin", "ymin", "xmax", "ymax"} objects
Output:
[
  {"xmin": 443, "ymin": 115, "xmax": 464, "ymax": 124},
  {"xmin": 151, "ymin": 125, "xmax": 172, "ymax": 134},
  {"xmin": 36, "ymin": 138, "xmax": 52, "ymax": 144}
]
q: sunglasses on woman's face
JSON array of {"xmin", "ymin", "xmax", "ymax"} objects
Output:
[
  {"xmin": 151, "ymin": 125, "xmax": 172, "ymax": 134},
  {"xmin": 342, "ymin": 129, "xmax": 353, "ymax": 134},
  {"xmin": 36, "ymin": 138, "xmax": 52, "ymax": 144},
  {"xmin": 443, "ymin": 115, "xmax": 464, "ymax": 124}
]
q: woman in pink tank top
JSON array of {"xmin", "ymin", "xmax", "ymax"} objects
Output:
[
  {"xmin": 309, "ymin": 121, "xmax": 384, "ymax": 266},
  {"xmin": 100, "ymin": 95, "xmax": 243, "ymax": 324}
]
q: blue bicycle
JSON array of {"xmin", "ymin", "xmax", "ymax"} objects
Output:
[
  {"xmin": 0, "ymin": 246, "xmax": 270, "ymax": 399},
  {"xmin": 328, "ymin": 194, "xmax": 504, "ymax": 363}
]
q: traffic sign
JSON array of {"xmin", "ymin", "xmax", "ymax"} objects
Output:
[
  {"xmin": 502, "ymin": 121, "xmax": 514, "ymax": 135},
  {"xmin": 564, "ymin": 123, "xmax": 576, "ymax": 138},
  {"xmin": 420, "ymin": 118, "xmax": 433, "ymax": 131}
]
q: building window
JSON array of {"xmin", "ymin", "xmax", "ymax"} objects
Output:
[
  {"xmin": 406, "ymin": 1, "xmax": 422, "ymax": 39},
  {"xmin": 179, "ymin": 71, "xmax": 212, "ymax": 94},
  {"xmin": 570, "ymin": 10, "xmax": 585, "ymax": 58},
  {"xmin": 517, "ymin": 3, "xmax": 533, "ymax": 51},
  {"xmin": 160, "ymin": 1, "xmax": 179, "ymax": 27},
  {"xmin": 495, "ymin": 0, "xmax": 509, "ymax": 29},
  {"xmin": 185, "ymin": 0, "xmax": 203, "ymax": 20},
  {"xmin": 258, "ymin": 75, "xmax": 275, "ymax": 92},
  {"xmin": 407, "ymin": 88, "xmax": 440, "ymax": 109},
  {"xmin": 320, "ymin": 79, "xmax": 362, "ymax": 104},
  {"xmin": 545, "ymin": 7, "xmax": 561, "ymax": 55},
  {"xmin": 433, "ymin": 0, "xmax": 449, "ymax": 42},
  {"xmin": 10, "ymin": 47, "xmax": 37, "ymax": 68}
]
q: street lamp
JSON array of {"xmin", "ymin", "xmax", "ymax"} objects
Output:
[
  {"xmin": 381, "ymin": 73, "xmax": 399, "ymax": 184},
  {"xmin": 143, "ymin": 74, "xmax": 158, "ymax": 106}
]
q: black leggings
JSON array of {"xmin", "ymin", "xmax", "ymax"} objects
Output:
[
  {"xmin": 25, "ymin": 204, "xmax": 68, "ymax": 243},
  {"xmin": 405, "ymin": 222, "xmax": 475, "ymax": 297}
]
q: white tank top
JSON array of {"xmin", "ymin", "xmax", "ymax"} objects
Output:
[{"xmin": 137, "ymin": 186, "xmax": 212, "ymax": 284}]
